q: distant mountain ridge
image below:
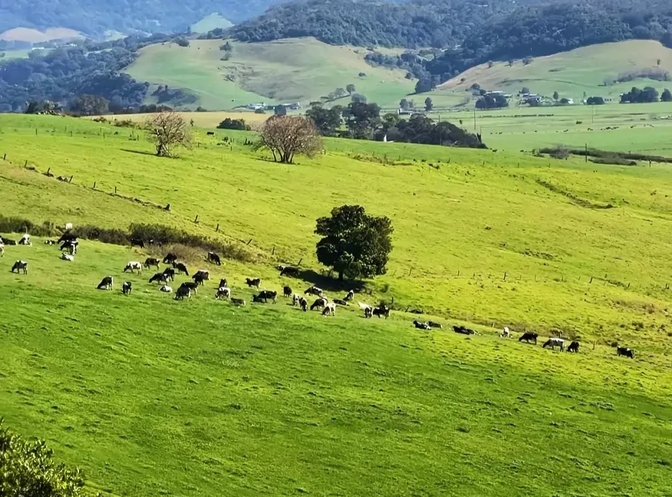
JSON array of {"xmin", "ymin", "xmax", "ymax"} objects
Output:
[{"xmin": 0, "ymin": 0, "xmax": 289, "ymax": 37}]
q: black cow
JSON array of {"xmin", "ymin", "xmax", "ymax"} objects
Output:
[
  {"xmin": 518, "ymin": 332, "xmax": 538, "ymax": 345},
  {"xmin": 305, "ymin": 286, "xmax": 323, "ymax": 296},
  {"xmin": 163, "ymin": 267, "xmax": 176, "ymax": 280},
  {"xmin": 193, "ymin": 270, "xmax": 210, "ymax": 286},
  {"xmin": 3, "ymin": 238, "xmax": 17, "ymax": 246},
  {"xmin": 256, "ymin": 290, "xmax": 277, "ymax": 303},
  {"xmin": 246, "ymin": 278, "xmax": 261, "ymax": 288},
  {"xmin": 283, "ymin": 285, "xmax": 293, "ymax": 297},
  {"xmin": 333, "ymin": 299, "xmax": 348, "ymax": 306},
  {"xmin": 173, "ymin": 262, "xmax": 189, "ymax": 276},
  {"xmin": 617, "ymin": 347, "xmax": 634, "ymax": 359},
  {"xmin": 413, "ymin": 320, "xmax": 431, "ymax": 330},
  {"xmin": 163, "ymin": 253, "xmax": 178, "ymax": 264},
  {"xmin": 180, "ymin": 281, "xmax": 199, "ymax": 293},
  {"xmin": 175, "ymin": 285, "xmax": 192, "ymax": 300},
  {"xmin": 97, "ymin": 276, "xmax": 114, "ymax": 290},
  {"xmin": 310, "ymin": 297, "xmax": 327, "ymax": 311},
  {"xmin": 453, "ymin": 325, "xmax": 476, "ymax": 335},
  {"xmin": 60, "ymin": 240, "xmax": 79, "ymax": 255},
  {"xmin": 428, "ymin": 321, "xmax": 442, "ymax": 329},
  {"xmin": 279, "ymin": 266, "xmax": 300, "ymax": 277},
  {"xmin": 218, "ymin": 278, "xmax": 228, "ymax": 288},
  {"xmin": 373, "ymin": 306, "xmax": 390, "ymax": 319},
  {"xmin": 299, "ymin": 297, "xmax": 308, "ymax": 312},
  {"xmin": 57, "ymin": 233, "xmax": 77, "ymax": 244},
  {"xmin": 130, "ymin": 238, "xmax": 145, "ymax": 249},
  {"xmin": 122, "ymin": 281, "xmax": 133, "ymax": 295},
  {"xmin": 149, "ymin": 272, "xmax": 169, "ymax": 284},
  {"xmin": 144, "ymin": 257, "xmax": 160, "ymax": 269},
  {"xmin": 567, "ymin": 341, "xmax": 580, "ymax": 353},
  {"xmin": 207, "ymin": 252, "xmax": 221, "ymax": 266}
]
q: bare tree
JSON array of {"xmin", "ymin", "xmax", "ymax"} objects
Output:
[
  {"xmin": 143, "ymin": 112, "xmax": 192, "ymax": 157},
  {"xmin": 256, "ymin": 116, "xmax": 322, "ymax": 164}
]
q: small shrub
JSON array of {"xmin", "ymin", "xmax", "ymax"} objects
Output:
[{"xmin": 0, "ymin": 216, "xmax": 56, "ymax": 236}]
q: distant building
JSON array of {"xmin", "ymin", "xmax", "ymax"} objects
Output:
[{"xmin": 274, "ymin": 105, "xmax": 287, "ymax": 116}]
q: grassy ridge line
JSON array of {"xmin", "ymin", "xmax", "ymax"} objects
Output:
[
  {"xmin": 126, "ymin": 38, "xmax": 415, "ymax": 110},
  {"xmin": 0, "ymin": 239, "xmax": 670, "ymax": 496},
  {"xmin": 2, "ymin": 115, "xmax": 672, "ymax": 352}
]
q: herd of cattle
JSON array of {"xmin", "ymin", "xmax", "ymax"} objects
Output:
[{"xmin": 1, "ymin": 232, "xmax": 636, "ymax": 359}]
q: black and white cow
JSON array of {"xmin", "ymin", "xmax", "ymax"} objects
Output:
[{"xmin": 11, "ymin": 260, "xmax": 28, "ymax": 274}]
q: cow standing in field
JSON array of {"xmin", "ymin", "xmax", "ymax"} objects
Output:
[
  {"xmin": 542, "ymin": 337, "xmax": 565, "ymax": 351},
  {"xmin": 500, "ymin": 326, "xmax": 511, "ymax": 338},
  {"xmin": 173, "ymin": 262, "xmax": 189, "ymax": 276},
  {"xmin": 163, "ymin": 253, "xmax": 178, "ymax": 265},
  {"xmin": 144, "ymin": 258, "xmax": 161, "ymax": 270},
  {"xmin": 149, "ymin": 272, "xmax": 170, "ymax": 284},
  {"xmin": 246, "ymin": 278, "xmax": 261, "ymax": 288},
  {"xmin": 193, "ymin": 270, "xmax": 210, "ymax": 285},
  {"xmin": 60, "ymin": 240, "xmax": 79, "ymax": 255},
  {"xmin": 175, "ymin": 285, "xmax": 192, "ymax": 300},
  {"xmin": 567, "ymin": 341, "xmax": 580, "ymax": 353},
  {"xmin": 322, "ymin": 303, "xmax": 337, "ymax": 316},
  {"xmin": 279, "ymin": 266, "xmax": 300, "ymax": 277},
  {"xmin": 257, "ymin": 290, "xmax": 277, "ymax": 303},
  {"xmin": 617, "ymin": 347, "xmax": 635, "ymax": 359},
  {"xmin": 305, "ymin": 286, "xmax": 323, "ymax": 297},
  {"xmin": 97, "ymin": 276, "xmax": 114, "ymax": 290},
  {"xmin": 124, "ymin": 261, "xmax": 143, "ymax": 274},
  {"xmin": 311, "ymin": 297, "xmax": 328, "ymax": 311},
  {"xmin": 163, "ymin": 268, "xmax": 176, "ymax": 280},
  {"xmin": 18, "ymin": 234, "xmax": 31, "ymax": 246},
  {"xmin": 519, "ymin": 332, "xmax": 538, "ymax": 345},
  {"xmin": 372, "ymin": 305, "xmax": 390, "ymax": 319},
  {"xmin": 284, "ymin": 286, "xmax": 293, "ymax": 298},
  {"xmin": 207, "ymin": 252, "xmax": 221, "ymax": 266},
  {"xmin": 344, "ymin": 290, "xmax": 355, "ymax": 302},
  {"xmin": 215, "ymin": 287, "xmax": 231, "ymax": 299},
  {"xmin": 122, "ymin": 281, "xmax": 133, "ymax": 295},
  {"xmin": 11, "ymin": 260, "xmax": 28, "ymax": 274}
]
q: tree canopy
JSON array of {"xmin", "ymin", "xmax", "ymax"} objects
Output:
[
  {"xmin": 257, "ymin": 116, "xmax": 322, "ymax": 163},
  {"xmin": 0, "ymin": 420, "xmax": 88, "ymax": 497},
  {"xmin": 315, "ymin": 205, "xmax": 393, "ymax": 281},
  {"xmin": 144, "ymin": 112, "xmax": 192, "ymax": 157}
]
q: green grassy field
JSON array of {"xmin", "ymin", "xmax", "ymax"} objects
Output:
[
  {"xmin": 1, "ymin": 115, "xmax": 671, "ymax": 496},
  {"xmin": 125, "ymin": 38, "xmax": 416, "ymax": 110}
]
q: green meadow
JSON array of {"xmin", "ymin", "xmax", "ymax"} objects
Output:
[{"xmin": 0, "ymin": 114, "xmax": 671, "ymax": 496}]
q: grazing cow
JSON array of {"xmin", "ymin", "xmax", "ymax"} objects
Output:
[
  {"xmin": 617, "ymin": 347, "xmax": 635, "ymax": 359},
  {"xmin": 255, "ymin": 290, "xmax": 278, "ymax": 303},
  {"xmin": 231, "ymin": 297, "xmax": 246, "ymax": 306},
  {"xmin": 175, "ymin": 285, "xmax": 192, "ymax": 300},
  {"xmin": 292, "ymin": 294, "xmax": 302, "ymax": 306},
  {"xmin": 18, "ymin": 234, "xmax": 31, "ymax": 246},
  {"xmin": 163, "ymin": 253, "xmax": 178, "ymax": 264},
  {"xmin": 246, "ymin": 277, "xmax": 261, "ymax": 288},
  {"xmin": 61, "ymin": 253, "xmax": 74, "ymax": 262},
  {"xmin": 500, "ymin": 326, "xmax": 511, "ymax": 338},
  {"xmin": 413, "ymin": 320, "xmax": 431, "ymax": 330},
  {"xmin": 163, "ymin": 267, "xmax": 176, "ymax": 280},
  {"xmin": 11, "ymin": 260, "xmax": 28, "ymax": 274},
  {"xmin": 130, "ymin": 238, "xmax": 145, "ymax": 249},
  {"xmin": 305, "ymin": 286, "xmax": 323, "ymax": 297},
  {"xmin": 0, "ymin": 243, "xmax": 4, "ymax": 257},
  {"xmin": 543, "ymin": 337, "xmax": 565, "ymax": 351},
  {"xmin": 2, "ymin": 238, "xmax": 17, "ymax": 246},
  {"xmin": 284, "ymin": 286, "xmax": 293, "ymax": 297},
  {"xmin": 144, "ymin": 257, "xmax": 160, "ymax": 270},
  {"xmin": 567, "ymin": 341, "xmax": 580, "ymax": 353},
  {"xmin": 364, "ymin": 307, "xmax": 373, "ymax": 318},
  {"xmin": 160, "ymin": 285, "xmax": 173, "ymax": 293},
  {"xmin": 372, "ymin": 306, "xmax": 390, "ymax": 319},
  {"xmin": 344, "ymin": 290, "xmax": 355, "ymax": 302},
  {"xmin": 149, "ymin": 272, "xmax": 169, "ymax": 284},
  {"xmin": 180, "ymin": 281, "xmax": 199, "ymax": 293},
  {"xmin": 97, "ymin": 276, "xmax": 114, "ymax": 290},
  {"xmin": 173, "ymin": 262, "xmax": 189, "ymax": 276},
  {"xmin": 193, "ymin": 270, "xmax": 210, "ymax": 285},
  {"xmin": 333, "ymin": 298, "xmax": 348, "ymax": 306},
  {"xmin": 519, "ymin": 332, "xmax": 538, "ymax": 345},
  {"xmin": 207, "ymin": 252, "xmax": 221, "ymax": 266},
  {"xmin": 428, "ymin": 321, "xmax": 442, "ymax": 329},
  {"xmin": 215, "ymin": 287, "xmax": 231, "ymax": 299},
  {"xmin": 218, "ymin": 278, "xmax": 228, "ymax": 288},
  {"xmin": 311, "ymin": 297, "xmax": 328, "ymax": 311},
  {"xmin": 60, "ymin": 241, "xmax": 78, "ymax": 255},
  {"xmin": 322, "ymin": 303, "xmax": 337, "ymax": 316},
  {"xmin": 124, "ymin": 261, "xmax": 143, "ymax": 274},
  {"xmin": 299, "ymin": 296, "xmax": 308, "ymax": 312},
  {"xmin": 122, "ymin": 281, "xmax": 133, "ymax": 295},
  {"xmin": 44, "ymin": 240, "xmax": 57, "ymax": 245},
  {"xmin": 279, "ymin": 266, "xmax": 300, "ymax": 277},
  {"xmin": 454, "ymin": 325, "xmax": 476, "ymax": 335}
]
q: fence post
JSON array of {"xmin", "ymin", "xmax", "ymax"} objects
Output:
[
  {"xmin": 114, "ymin": 186, "xmax": 117, "ymax": 194},
  {"xmin": 215, "ymin": 224, "xmax": 220, "ymax": 232},
  {"xmin": 93, "ymin": 182, "xmax": 96, "ymax": 189},
  {"xmin": 194, "ymin": 215, "xmax": 199, "ymax": 224}
]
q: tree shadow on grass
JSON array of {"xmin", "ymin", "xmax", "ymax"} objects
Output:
[
  {"xmin": 120, "ymin": 149, "xmax": 158, "ymax": 157},
  {"xmin": 286, "ymin": 269, "xmax": 368, "ymax": 294}
]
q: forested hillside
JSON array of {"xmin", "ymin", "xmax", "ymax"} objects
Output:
[
  {"xmin": 227, "ymin": 0, "xmax": 544, "ymax": 48},
  {"xmin": 427, "ymin": 0, "xmax": 672, "ymax": 80},
  {"xmin": 0, "ymin": 0, "xmax": 286, "ymax": 37}
]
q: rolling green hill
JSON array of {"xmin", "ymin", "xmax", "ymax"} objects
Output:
[
  {"xmin": 0, "ymin": 115, "xmax": 671, "ymax": 496},
  {"xmin": 433, "ymin": 40, "xmax": 672, "ymax": 106},
  {"xmin": 125, "ymin": 38, "xmax": 416, "ymax": 110}
]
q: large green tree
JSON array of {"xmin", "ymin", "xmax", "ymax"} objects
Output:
[
  {"xmin": 343, "ymin": 102, "xmax": 381, "ymax": 139},
  {"xmin": 315, "ymin": 205, "xmax": 393, "ymax": 281},
  {"xmin": 305, "ymin": 105, "xmax": 343, "ymax": 136},
  {"xmin": 0, "ymin": 420, "xmax": 88, "ymax": 496}
]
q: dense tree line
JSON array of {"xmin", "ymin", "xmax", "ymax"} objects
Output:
[
  {"xmin": 0, "ymin": 0, "xmax": 284, "ymax": 37},
  {"xmin": 227, "ymin": 0, "xmax": 547, "ymax": 48},
  {"xmin": 620, "ymin": 86, "xmax": 659, "ymax": 103},
  {"xmin": 0, "ymin": 47, "xmax": 148, "ymax": 112}
]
